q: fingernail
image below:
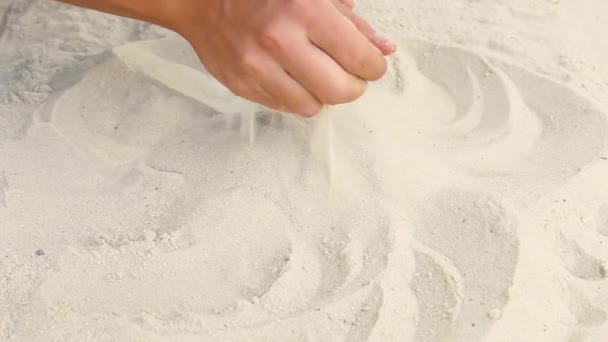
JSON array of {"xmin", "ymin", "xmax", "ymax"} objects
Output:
[
  {"xmin": 370, "ymin": 33, "xmax": 397, "ymax": 55},
  {"xmin": 339, "ymin": 0, "xmax": 355, "ymax": 9}
]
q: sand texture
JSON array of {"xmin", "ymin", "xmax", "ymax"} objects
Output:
[{"xmin": 1, "ymin": 0, "xmax": 608, "ymax": 341}]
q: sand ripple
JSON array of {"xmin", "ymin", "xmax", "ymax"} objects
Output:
[{"xmin": 1, "ymin": 37, "xmax": 607, "ymax": 341}]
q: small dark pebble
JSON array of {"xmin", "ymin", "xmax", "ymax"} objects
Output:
[
  {"xmin": 601, "ymin": 157, "xmax": 608, "ymax": 160},
  {"xmin": 35, "ymin": 249, "xmax": 45, "ymax": 256},
  {"xmin": 471, "ymin": 323, "xmax": 476, "ymax": 327}
]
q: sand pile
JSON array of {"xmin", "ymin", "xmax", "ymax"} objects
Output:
[{"xmin": 1, "ymin": 0, "xmax": 607, "ymax": 341}]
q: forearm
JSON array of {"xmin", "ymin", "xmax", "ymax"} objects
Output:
[{"xmin": 54, "ymin": 0, "xmax": 182, "ymax": 30}]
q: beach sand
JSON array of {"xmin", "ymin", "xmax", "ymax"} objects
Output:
[{"xmin": 1, "ymin": 0, "xmax": 607, "ymax": 341}]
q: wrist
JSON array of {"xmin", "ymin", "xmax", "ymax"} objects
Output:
[
  {"xmin": 56, "ymin": 0, "xmax": 186, "ymax": 32},
  {"xmin": 161, "ymin": 0, "xmax": 214, "ymax": 40},
  {"xmin": 138, "ymin": 0, "xmax": 186, "ymax": 32}
]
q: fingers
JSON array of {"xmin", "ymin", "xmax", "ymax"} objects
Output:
[
  {"xmin": 224, "ymin": 74, "xmax": 278, "ymax": 110},
  {"xmin": 257, "ymin": 59, "xmax": 323, "ymax": 117},
  {"xmin": 259, "ymin": 21, "xmax": 367, "ymax": 107},
  {"xmin": 369, "ymin": 35, "xmax": 397, "ymax": 55},
  {"xmin": 308, "ymin": 1, "xmax": 387, "ymax": 81},
  {"xmin": 278, "ymin": 41, "xmax": 367, "ymax": 106},
  {"xmin": 222, "ymin": 44, "xmax": 323, "ymax": 116},
  {"xmin": 187, "ymin": 0, "xmax": 396, "ymax": 117},
  {"xmin": 338, "ymin": 0, "xmax": 355, "ymax": 9},
  {"xmin": 332, "ymin": 0, "xmax": 396, "ymax": 55}
]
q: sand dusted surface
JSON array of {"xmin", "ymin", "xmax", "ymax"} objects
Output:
[{"xmin": 1, "ymin": 0, "xmax": 607, "ymax": 341}]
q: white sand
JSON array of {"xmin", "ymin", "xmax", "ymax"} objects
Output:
[{"xmin": 1, "ymin": 0, "xmax": 608, "ymax": 341}]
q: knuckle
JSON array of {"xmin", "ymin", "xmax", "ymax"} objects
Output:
[
  {"xmin": 259, "ymin": 23, "xmax": 289, "ymax": 52},
  {"xmin": 239, "ymin": 51, "xmax": 263, "ymax": 75},
  {"xmin": 281, "ymin": 0, "xmax": 310, "ymax": 13}
]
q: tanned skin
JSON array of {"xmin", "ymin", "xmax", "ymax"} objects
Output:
[{"xmin": 56, "ymin": 0, "xmax": 395, "ymax": 116}]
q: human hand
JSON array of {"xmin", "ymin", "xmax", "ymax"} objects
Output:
[
  {"xmin": 168, "ymin": 0, "xmax": 396, "ymax": 116},
  {"xmin": 336, "ymin": 0, "xmax": 396, "ymax": 55}
]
